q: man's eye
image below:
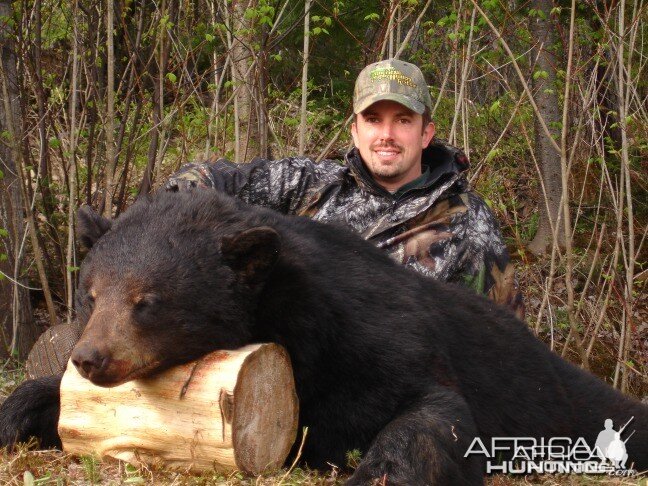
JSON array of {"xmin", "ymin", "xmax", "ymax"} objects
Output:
[{"xmin": 399, "ymin": 118, "xmax": 412, "ymax": 124}]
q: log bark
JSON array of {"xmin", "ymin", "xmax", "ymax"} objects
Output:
[{"xmin": 58, "ymin": 343, "xmax": 298, "ymax": 474}]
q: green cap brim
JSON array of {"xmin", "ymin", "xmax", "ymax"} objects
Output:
[{"xmin": 353, "ymin": 93, "xmax": 425, "ymax": 115}]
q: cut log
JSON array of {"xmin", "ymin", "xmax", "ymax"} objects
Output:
[
  {"xmin": 26, "ymin": 323, "xmax": 82, "ymax": 379},
  {"xmin": 58, "ymin": 343, "xmax": 299, "ymax": 474}
]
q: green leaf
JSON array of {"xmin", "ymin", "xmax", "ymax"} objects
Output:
[
  {"xmin": 312, "ymin": 26, "xmax": 321, "ymax": 35},
  {"xmin": 243, "ymin": 7, "xmax": 257, "ymax": 20},
  {"xmin": 166, "ymin": 72, "xmax": 177, "ymax": 83},
  {"xmin": 485, "ymin": 148, "xmax": 501, "ymax": 162},
  {"xmin": 23, "ymin": 470, "xmax": 35, "ymax": 486},
  {"xmin": 364, "ymin": 12, "xmax": 379, "ymax": 21},
  {"xmin": 533, "ymin": 70, "xmax": 548, "ymax": 80},
  {"xmin": 33, "ymin": 472, "xmax": 52, "ymax": 485},
  {"xmin": 489, "ymin": 100, "xmax": 501, "ymax": 115},
  {"xmin": 66, "ymin": 265, "xmax": 80, "ymax": 272},
  {"xmin": 49, "ymin": 137, "xmax": 61, "ymax": 148},
  {"xmin": 0, "ymin": 169, "xmax": 4, "ymax": 180},
  {"xmin": 205, "ymin": 33, "xmax": 215, "ymax": 42},
  {"xmin": 0, "ymin": 228, "xmax": 8, "ymax": 237},
  {"xmin": 0, "ymin": 254, "xmax": 7, "ymax": 262}
]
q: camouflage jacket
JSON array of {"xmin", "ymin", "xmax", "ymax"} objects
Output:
[{"xmin": 166, "ymin": 141, "xmax": 524, "ymax": 317}]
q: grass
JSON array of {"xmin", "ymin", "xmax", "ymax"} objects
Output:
[{"xmin": 0, "ymin": 446, "xmax": 645, "ymax": 485}]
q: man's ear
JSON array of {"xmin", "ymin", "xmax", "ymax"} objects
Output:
[
  {"xmin": 221, "ymin": 227, "xmax": 281, "ymax": 284},
  {"xmin": 351, "ymin": 121, "xmax": 359, "ymax": 147},
  {"xmin": 77, "ymin": 206, "xmax": 112, "ymax": 249},
  {"xmin": 422, "ymin": 121, "xmax": 435, "ymax": 148}
]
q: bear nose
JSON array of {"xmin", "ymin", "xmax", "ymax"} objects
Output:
[{"xmin": 71, "ymin": 345, "xmax": 108, "ymax": 378}]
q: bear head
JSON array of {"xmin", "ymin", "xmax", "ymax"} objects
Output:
[{"xmin": 70, "ymin": 192, "xmax": 281, "ymax": 387}]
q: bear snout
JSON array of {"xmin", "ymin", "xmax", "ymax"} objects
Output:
[{"xmin": 71, "ymin": 344, "xmax": 109, "ymax": 380}]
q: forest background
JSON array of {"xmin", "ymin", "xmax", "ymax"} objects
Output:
[{"xmin": 0, "ymin": 0, "xmax": 646, "ymax": 481}]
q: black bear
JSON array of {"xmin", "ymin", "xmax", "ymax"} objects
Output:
[{"xmin": 1, "ymin": 190, "xmax": 647, "ymax": 485}]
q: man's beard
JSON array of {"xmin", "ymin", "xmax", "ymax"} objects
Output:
[{"xmin": 368, "ymin": 142, "xmax": 405, "ymax": 179}]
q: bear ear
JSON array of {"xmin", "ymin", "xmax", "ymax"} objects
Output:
[
  {"xmin": 77, "ymin": 205, "xmax": 112, "ymax": 249},
  {"xmin": 221, "ymin": 226, "xmax": 281, "ymax": 284}
]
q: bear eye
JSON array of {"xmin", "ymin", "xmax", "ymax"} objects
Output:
[{"xmin": 133, "ymin": 293, "xmax": 160, "ymax": 312}]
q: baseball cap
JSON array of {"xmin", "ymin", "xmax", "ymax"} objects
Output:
[{"xmin": 353, "ymin": 59, "xmax": 433, "ymax": 115}]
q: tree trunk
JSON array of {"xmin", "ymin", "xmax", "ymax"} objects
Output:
[
  {"xmin": 139, "ymin": 0, "xmax": 174, "ymax": 196},
  {"xmin": 527, "ymin": 0, "xmax": 565, "ymax": 256},
  {"xmin": 0, "ymin": 0, "xmax": 38, "ymax": 359},
  {"xmin": 230, "ymin": 0, "xmax": 261, "ymax": 162},
  {"xmin": 298, "ymin": 0, "xmax": 311, "ymax": 155},
  {"xmin": 102, "ymin": 0, "xmax": 117, "ymax": 217}
]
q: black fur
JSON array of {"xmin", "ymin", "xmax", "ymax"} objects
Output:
[
  {"xmin": 1, "ymin": 190, "xmax": 646, "ymax": 485},
  {"xmin": 0, "ymin": 375, "xmax": 62, "ymax": 450}
]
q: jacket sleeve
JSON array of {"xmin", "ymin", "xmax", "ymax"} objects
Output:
[
  {"xmin": 461, "ymin": 193, "xmax": 525, "ymax": 319},
  {"xmin": 164, "ymin": 156, "xmax": 343, "ymax": 214}
]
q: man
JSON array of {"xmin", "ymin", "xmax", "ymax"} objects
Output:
[
  {"xmin": 26, "ymin": 59, "xmax": 523, "ymax": 379},
  {"xmin": 166, "ymin": 59, "xmax": 524, "ymax": 317}
]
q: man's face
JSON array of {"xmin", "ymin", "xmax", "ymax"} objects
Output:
[{"xmin": 351, "ymin": 100, "xmax": 435, "ymax": 192}]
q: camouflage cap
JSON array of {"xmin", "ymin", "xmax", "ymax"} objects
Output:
[{"xmin": 353, "ymin": 59, "xmax": 433, "ymax": 115}]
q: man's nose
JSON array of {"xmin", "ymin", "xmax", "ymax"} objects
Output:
[{"xmin": 379, "ymin": 123, "xmax": 394, "ymax": 140}]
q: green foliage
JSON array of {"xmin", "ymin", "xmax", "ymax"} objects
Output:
[
  {"xmin": 22, "ymin": 470, "xmax": 53, "ymax": 485},
  {"xmin": 123, "ymin": 463, "xmax": 145, "ymax": 484},
  {"xmin": 244, "ymin": 0, "xmax": 275, "ymax": 27},
  {"xmin": 346, "ymin": 449, "xmax": 362, "ymax": 469},
  {"xmin": 80, "ymin": 455, "xmax": 101, "ymax": 484}
]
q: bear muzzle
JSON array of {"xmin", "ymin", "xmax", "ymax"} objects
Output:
[
  {"xmin": 70, "ymin": 344, "xmax": 142, "ymax": 387},
  {"xmin": 71, "ymin": 344, "xmax": 109, "ymax": 378}
]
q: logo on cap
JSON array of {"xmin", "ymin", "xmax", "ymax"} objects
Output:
[{"xmin": 369, "ymin": 67, "xmax": 417, "ymax": 88}]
